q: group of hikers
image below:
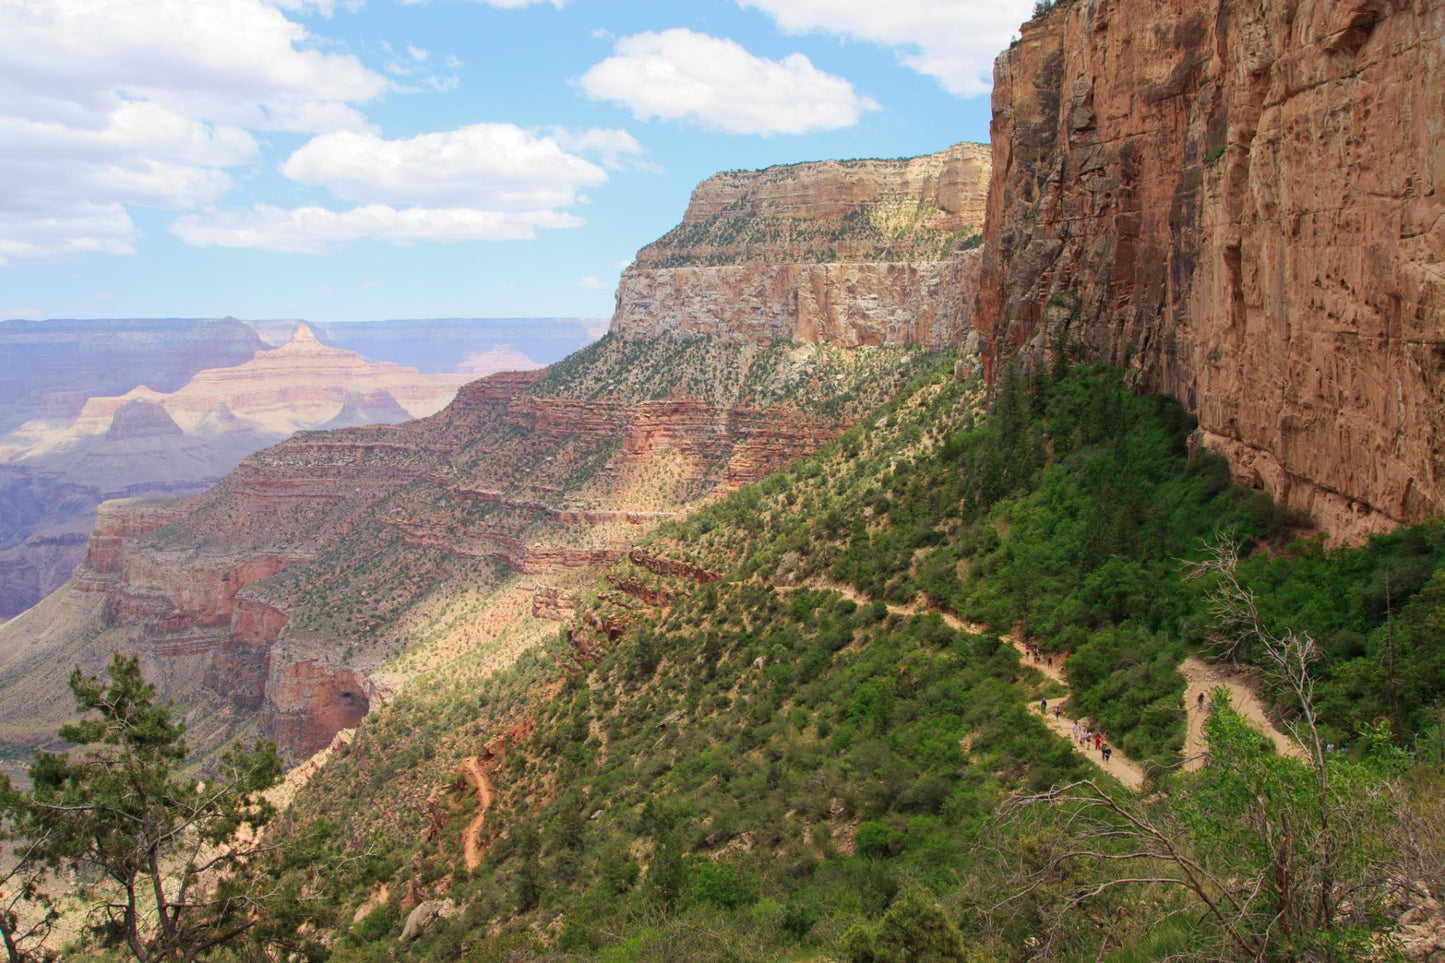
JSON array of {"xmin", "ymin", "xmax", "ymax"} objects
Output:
[
  {"xmin": 1022, "ymin": 641, "xmax": 1054, "ymax": 669},
  {"xmin": 1038, "ymin": 696, "xmax": 1114, "ymax": 764}
]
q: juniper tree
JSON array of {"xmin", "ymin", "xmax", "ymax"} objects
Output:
[{"xmin": 0, "ymin": 653, "xmax": 286, "ymax": 962}]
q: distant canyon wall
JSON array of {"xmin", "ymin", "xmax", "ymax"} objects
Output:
[
  {"xmin": 611, "ymin": 258, "xmax": 981, "ymax": 349},
  {"xmin": 612, "ymin": 142, "xmax": 992, "ymax": 348},
  {"xmin": 976, "ymin": 0, "xmax": 1444, "ymax": 540}
]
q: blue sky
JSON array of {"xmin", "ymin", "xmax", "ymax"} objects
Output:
[{"xmin": 0, "ymin": 0, "xmax": 1033, "ymax": 323}]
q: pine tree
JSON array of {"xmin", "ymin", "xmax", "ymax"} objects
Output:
[{"xmin": 0, "ymin": 653, "xmax": 285, "ymax": 962}]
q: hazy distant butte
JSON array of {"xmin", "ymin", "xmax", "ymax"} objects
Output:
[
  {"xmin": 6, "ymin": 324, "xmax": 470, "ymax": 467},
  {"xmin": 0, "ymin": 320, "xmax": 559, "ymax": 618}
]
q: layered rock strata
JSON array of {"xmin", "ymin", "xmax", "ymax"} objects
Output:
[
  {"xmin": 10, "ymin": 338, "xmax": 930, "ymax": 762},
  {"xmin": 613, "ymin": 142, "xmax": 992, "ymax": 348},
  {"xmin": 976, "ymin": 0, "xmax": 1444, "ymax": 540}
]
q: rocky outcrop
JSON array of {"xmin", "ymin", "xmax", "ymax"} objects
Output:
[
  {"xmin": 976, "ymin": 0, "xmax": 1445, "ymax": 540},
  {"xmin": 106, "ymin": 401, "xmax": 183, "ymax": 440},
  {"xmin": 628, "ymin": 548, "xmax": 720, "ymax": 585},
  {"xmin": 531, "ymin": 586, "xmax": 577, "ymax": 621},
  {"xmin": 82, "ymin": 499, "xmax": 188, "ymax": 577},
  {"xmin": 265, "ymin": 660, "xmax": 373, "ymax": 760},
  {"xmin": 647, "ymin": 142, "xmax": 991, "ymax": 265},
  {"xmin": 611, "ymin": 257, "xmax": 981, "ymax": 349},
  {"xmin": 400, "ymin": 900, "xmax": 457, "ymax": 943},
  {"xmin": 612, "ymin": 142, "xmax": 991, "ymax": 347}
]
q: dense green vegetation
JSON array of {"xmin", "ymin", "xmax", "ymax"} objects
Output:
[{"xmin": 164, "ymin": 351, "xmax": 1445, "ymax": 959}]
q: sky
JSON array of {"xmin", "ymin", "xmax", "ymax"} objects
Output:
[{"xmin": 0, "ymin": 0, "xmax": 1035, "ymax": 324}]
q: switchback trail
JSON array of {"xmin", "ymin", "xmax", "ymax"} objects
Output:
[
  {"xmin": 459, "ymin": 756, "xmax": 495, "ymax": 872},
  {"xmin": 796, "ymin": 579, "xmax": 1146, "ymax": 790},
  {"xmin": 1007, "ymin": 637, "xmax": 1147, "ymax": 791},
  {"xmin": 1180, "ymin": 655, "xmax": 1306, "ymax": 770}
]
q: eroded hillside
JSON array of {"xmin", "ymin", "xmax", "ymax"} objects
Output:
[
  {"xmin": 0, "ymin": 336, "xmax": 936, "ymax": 762},
  {"xmin": 269, "ymin": 355, "xmax": 1445, "ymax": 960}
]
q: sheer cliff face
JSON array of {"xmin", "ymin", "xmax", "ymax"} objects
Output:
[
  {"xmin": 977, "ymin": 0, "xmax": 1444, "ymax": 540},
  {"xmin": 612, "ymin": 142, "xmax": 992, "ymax": 348}
]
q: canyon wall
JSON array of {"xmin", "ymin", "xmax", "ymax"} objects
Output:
[
  {"xmin": 612, "ymin": 142, "xmax": 991, "ymax": 348},
  {"xmin": 4, "ymin": 341, "xmax": 931, "ymax": 763},
  {"xmin": 976, "ymin": 0, "xmax": 1444, "ymax": 540}
]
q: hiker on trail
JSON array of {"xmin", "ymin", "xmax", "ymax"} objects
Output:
[
  {"xmin": 1197, "ymin": 691, "xmax": 1205, "ymax": 709},
  {"xmin": 1053, "ymin": 704, "xmax": 1061, "ymax": 719},
  {"xmin": 1040, "ymin": 697, "xmax": 1047, "ymax": 713},
  {"xmin": 1103, "ymin": 745, "xmax": 1112, "ymax": 763},
  {"xmin": 1094, "ymin": 732, "xmax": 1102, "ymax": 751},
  {"xmin": 1072, "ymin": 721, "xmax": 1080, "ymax": 741}
]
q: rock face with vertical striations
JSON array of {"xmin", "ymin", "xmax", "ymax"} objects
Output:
[
  {"xmin": 975, "ymin": 0, "xmax": 1445, "ymax": 541},
  {"xmin": 612, "ymin": 142, "xmax": 992, "ymax": 348}
]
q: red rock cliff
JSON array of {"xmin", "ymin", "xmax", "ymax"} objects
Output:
[{"xmin": 976, "ymin": 0, "xmax": 1444, "ymax": 540}]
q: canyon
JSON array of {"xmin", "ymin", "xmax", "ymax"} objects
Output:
[
  {"xmin": 975, "ymin": 0, "xmax": 1444, "ymax": 540},
  {"xmin": 0, "ymin": 149, "xmax": 987, "ymax": 758},
  {"xmin": 3, "ymin": 0, "xmax": 1441, "ymax": 778},
  {"xmin": 0, "ymin": 320, "xmax": 593, "ymax": 617},
  {"xmin": 0, "ymin": 334, "xmax": 933, "ymax": 762}
]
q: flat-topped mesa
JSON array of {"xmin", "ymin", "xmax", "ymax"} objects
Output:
[
  {"xmin": 976, "ymin": 0, "xmax": 1445, "ymax": 542},
  {"xmin": 612, "ymin": 142, "xmax": 992, "ymax": 348}
]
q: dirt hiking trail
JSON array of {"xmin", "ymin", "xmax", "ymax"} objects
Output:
[
  {"xmin": 1007, "ymin": 638, "xmax": 1147, "ymax": 790},
  {"xmin": 796, "ymin": 579, "xmax": 1147, "ymax": 790},
  {"xmin": 1180, "ymin": 656, "xmax": 1306, "ymax": 770},
  {"xmin": 459, "ymin": 756, "xmax": 495, "ymax": 872}
]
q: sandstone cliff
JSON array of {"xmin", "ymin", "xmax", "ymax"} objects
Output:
[
  {"xmin": 612, "ymin": 142, "xmax": 991, "ymax": 348},
  {"xmin": 976, "ymin": 0, "xmax": 1444, "ymax": 540}
]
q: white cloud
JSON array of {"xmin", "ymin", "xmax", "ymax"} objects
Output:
[
  {"xmin": 281, "ymin": 124, "xmax": 608, "ymax": 209},
  {"xmin": 737, "ymin": 0, "xmax": 1034, "ymax": 98},
  {"xmin": 0, "ymin": 0, "xmax": 387, "ymax": 134},
  {"xmin": 0, "ymin": 0, "xmax": 390, "ymax": 263},
  {"xmin": 579, "ymin": 275, "xmax": 605, "ymax": 289},
  {"xmin": 578, "ymin": 29, "xmax": 877, "ymax": 135},
  {"xmin": 0, "ymin": 205, "xmax": 138, "ymax": 265},
  {"xmin": 551, "ymin": 127, "xmax": 653, "ymax": 172},
  {"xmin": 172, "ymin": 203, "xmax": 583, "ymax": 254},
  {"xmin": 175, "ymin": 122, "xmax": 627, "ymax": 252},
  {"xmin": 269, "ymin": 0, "xmax": 360, "ymax": 18},
  {"xmin": 1, "ymin": 308, "xmax": 43, "ymax": 319},
  {"xmin": 398, "ymin": 0, "xmax": 564, "ymax": 6},
  {"xmin": 407, "ymin": 43, "xmax": 430, "ymax": 62}
]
